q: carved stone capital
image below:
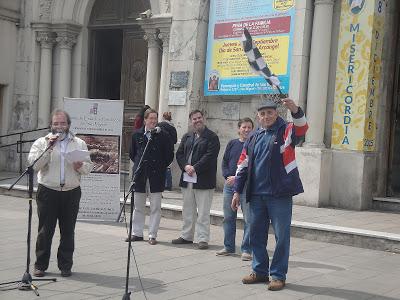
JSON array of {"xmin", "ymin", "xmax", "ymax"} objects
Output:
[
  {"xmin": 36, "ymin": 31, "xmax": 56, "ymax": 49},
  {"xmin": 158, "ymin": 32, "xmax": 170, "ymax": 48},
  {"xmin": 143, "ymin": 33, "xmax": 159, "ymax": 48},
  {"xmin": 55, "ymin": 31, "xmax": 78, "ymax": 49}
]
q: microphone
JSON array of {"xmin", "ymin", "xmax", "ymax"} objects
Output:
[
  {"xmin": 148, "ymin": 126, "xmax": 161, "ymax": 135},
  {"xmin": 49, "ymin": 131, "xmax": 63, "ymax": 146}
]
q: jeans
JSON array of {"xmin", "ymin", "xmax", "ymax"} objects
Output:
[
  {"xmin": 222, "ymin": 184, "xmax": 250, "ymax": 254},
  {"xmin": 249, "ymin": 195, "xmax": 292, "ymax": 280},
  {"xmin": 165, "ymin": 167, "xmax": 172, "ymax": 190}
]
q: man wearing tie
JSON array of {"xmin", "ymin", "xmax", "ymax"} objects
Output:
[
  {"xmin": 28, "ymin": 109, "xmax": 93, "ymax": 278},
  {"xmin": 126, "ymin": 109, "xmax": 174, "ymax": 245}
]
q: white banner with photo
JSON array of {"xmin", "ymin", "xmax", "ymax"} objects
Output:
[{"xmin": 64, "ymin": 98, "xmax": 124, "ymax": 221}]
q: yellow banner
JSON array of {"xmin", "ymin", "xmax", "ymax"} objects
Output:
[
  {"xmin": 211, "ymin": 36, "xmax": 289, "ymax": 78},
  {"xmin": 331, "ymin": 0, "xmax": 385, "ymax": 151}
]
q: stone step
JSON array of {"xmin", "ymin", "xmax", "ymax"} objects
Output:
[
  {"xmin": 120, "ymin": 199, "xmax": 400, "ymax": 254},
  {"xmin": 372, "ymin": 197, "xmax": 400, "ymax": 213},
  {"xmin": 2, "ymin": 183, "xmax": 399, "ymax": 254}
]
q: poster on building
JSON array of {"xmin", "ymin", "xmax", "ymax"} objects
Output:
[
  {"xmin": 331, "ymin": 0, "xmax": 386, "ymax": 151},
  {"xmin": 204, "ymin": 0, "xmax": 296, "ymax": 96},
  {"xmin": 64, "ymin": 98, "xmax": 124, "ymax": 221}
]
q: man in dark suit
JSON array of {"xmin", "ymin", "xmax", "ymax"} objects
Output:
[
  {"xmin": 126, "ymin": 109, "xmax": 174, "ymax": 245},
  {"xmin": 172, "ymin": 110, "xmax": 220, "ymax": 249}
]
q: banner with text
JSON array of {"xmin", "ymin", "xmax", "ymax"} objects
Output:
[
  {"xmin": 64, "ymin": 98, "xmax": 124, "ymax": 221},
  {"xmin": 331, "ymin": 0, "xmax": 386, "ymax": 151},
  {"xmin": 204, "ymin": 0, "xmax": 296, "ymax": 96}
]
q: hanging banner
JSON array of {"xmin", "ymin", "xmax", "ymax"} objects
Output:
[
  {"xmin": 64, "ymin": 98, "xmax": 124, "ymax": 221},
  {"xmin": 331, "ymin": 0, "xmax": 386, "ymax": 151},
  {"xmin": 204, "ymin": 0, "xmax": 296, "ymax": 96}
]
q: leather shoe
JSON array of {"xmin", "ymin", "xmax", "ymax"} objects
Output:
[
  {"xmin": 242, "ymin": 272, "xmax": 269, "ymax": 284},
  {"xmin": 268, "ymin": 279, "xmax": 285, "ymax": 291},
  {"xmin": 148, "ymin": 238, "xmax": 157, "ymax": 245},
  {"xmin": 33, "ymin": 269, "xmax": 45, "ymax": 277},
  {"xmin": 60, "ymin": 269, "xmax": 72, "ymax": 277},
  {"xmin": 197, "ymin": 242, "xmax": 208, "ymax": 250},
  {"xmin": 125, "ymin": 235, "xmax": 144, "ymax": 242},
  {"xmin": 171, "ymin": 237, "xmax": 193, "ymax": 244}
]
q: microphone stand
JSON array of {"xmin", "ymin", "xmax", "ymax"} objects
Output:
[
  {"xmin": 0, "ymin": 141, "xmax": 57, "ymax": 296},
  {"xmin": 122, "ymin": 133, "xmax": 153, "ymax": 300}
]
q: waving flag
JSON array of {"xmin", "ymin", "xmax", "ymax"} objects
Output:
[{"xmin": 241, "ymin": 28, "xmax": 283, "ymax": 94}]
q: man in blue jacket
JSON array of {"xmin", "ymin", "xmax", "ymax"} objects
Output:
[{"xmin": 232, "ymin": 98, "xmax": 308, "ymax": 291}]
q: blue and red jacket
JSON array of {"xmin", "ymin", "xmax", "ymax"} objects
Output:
[{"xmin": 234, "ymin": 108, "xmax": 308, "ymax": 201}]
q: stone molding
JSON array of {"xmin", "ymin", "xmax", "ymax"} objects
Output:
[
  {"xmin": 36, "ymin": 31, "xmax": 56, "ymax": 49},
  {"xmin": 0, "ymin": 7, "xmax": 20, "ymax": 23},
  {"xmin": 314, "ymin": 0, "xmax": 335, "ymax": 6}
]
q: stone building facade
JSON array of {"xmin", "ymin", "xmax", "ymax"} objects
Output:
[{"xmin": 1, "ymin": 0, "xmax": 399, "ymax": 211}]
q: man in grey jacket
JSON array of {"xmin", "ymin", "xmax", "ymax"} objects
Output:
[{"xmin": 28, "ymin": 109, "xmax": 92, "ymax": 278}]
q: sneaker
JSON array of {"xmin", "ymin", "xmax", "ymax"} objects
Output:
[
  {"xmin": 197, "ymin": 242, "xmax": 209, "ymax": 250},
  {"xmin": 268, "ymin": 279, "xmax": 285, "ymax": 291},
  {"xmin": 125, "ymin": 235, "xmax": 144, "ymax": 242},
  {"xmin": 216, "ymin": 248, "xmax": 234, "ymax": 256},
  {"xmin": 171, "ymin": 237, "xmax": 193, "ymax": 244},
  {"xmin": 60, "ymin": 269, "xmax": 72, "ymax": 277},
  {"xmin": 33, "ymin": 269, "xmax": 45, "ymax": 277},
  {"xmin": 241, "ymin": 252, "xmax": 252, "ymax": 261},
  {"xmin": 242, "ymin": 272, "xmax": 269, "ymax": 284},
  {"xmin": 148, "ymin": 238, "xmax": 157, "ymax": 245}
]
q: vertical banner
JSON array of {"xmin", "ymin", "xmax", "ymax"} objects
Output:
[
  {"xmin": 64, "ymin": 98, "xmax": 124, "ymax": 221},
  {"xmin": 331, "ymin": 0, "xmax": 386, "ymax": 151},
  {"xmin": 204, "ymin": 0, "xmax": 296, "ymax": 96}
]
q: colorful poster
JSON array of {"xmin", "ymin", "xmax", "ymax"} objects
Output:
[
  {"xmin": 331, "ymin": 0, "xmax": 386, "ymax": 151},
  {"xmin": 64, "ymin": 98, "xmax": 124, "ymax": 221},
  {"xmin": 204, "ymin": 0, "xmax": 296, "ymax": 96}
]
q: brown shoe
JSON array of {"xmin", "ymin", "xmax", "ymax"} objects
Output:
[
  {"xmin": 197, "ymin": 242, "xmax": 209, "ymax": 249},
  {"xmin": 268, "ymin": 279, "xmax": 285, "ymax": 291},
  {"xmin": 242, "ymin": 272, "xmax": 269, "ymax": 284},
  {"xmin": 33, "ymin": 269, "xmax": 45, "ymax": 277},
  {"xmin": 148, "ymin": 238, "xmax": 157, "ymax": 245}
]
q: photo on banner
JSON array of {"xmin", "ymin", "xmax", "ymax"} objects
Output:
[
  {"xmin": 64, "ymin": 98, "xmax": 124, "ymax": 221},
  {"xmin": 204, "ymin": 0, "xmax": 296, "ymax": 96}
]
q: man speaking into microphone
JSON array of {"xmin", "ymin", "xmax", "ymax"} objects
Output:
[
  {"xmin": 126, "ymin": 108, "xmax": 174, "ymax": 245},
  {"xmin": 28, "ymin": 109, "xmax": 93, "ymax": 278}
]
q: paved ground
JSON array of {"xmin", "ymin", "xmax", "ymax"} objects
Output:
[{"xmin": 1, "ymin": 194, "xmax": 400, "ymax": 300}]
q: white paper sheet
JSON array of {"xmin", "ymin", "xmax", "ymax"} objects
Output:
[
  {"xmin": 63, "ymin": 150, "xmax": 91, "ymax": 163},
  {"xmin": 183, "ymin": 172, "xmax": 197, "ymax": 183}
]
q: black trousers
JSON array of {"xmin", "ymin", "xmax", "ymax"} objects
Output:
[{"xmin": 35, "ymin": 184, "xmax": 81, "ymax": 271}]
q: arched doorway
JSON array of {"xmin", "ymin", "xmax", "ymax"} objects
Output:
[{"xmin": 87, "ymin": 0, "xmax": 150, "ymax": 169}]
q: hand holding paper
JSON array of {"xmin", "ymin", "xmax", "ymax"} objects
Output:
[
  {"xmin": 183, "ymin": 172, "xmax": 197, "ymax": 183},
  {"xmin": 63, "ymin": 149, "xmax": 91, "ymax": 163}
]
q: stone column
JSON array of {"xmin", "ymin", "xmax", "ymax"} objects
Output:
[
  {"xmin": 143, "ymin": 32, "xmax": 161, "ymax": 109},
  {"xmin": 36, "ymin": 31, "xmax": 55, "ymax": 128},
  {"xmin": 55, "ymin": 31, "xmax": 78, "ymax": 109},
  {"xmin": 304, "ymin": 0, "xmax": 335, "ymax": 147},
  {"xmin": 158, "ymin": 31, "xmax": 170, "ymax": 117}
]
